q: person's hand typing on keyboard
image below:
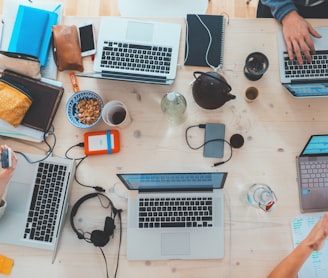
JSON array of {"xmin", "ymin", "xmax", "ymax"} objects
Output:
[
  {"xmin": 0, "ymin": 145, "xmax": 18, "ymax": 219},
  {"xmin": 281, "ymin": 11, "xmax": 321, "ymax": 65},
  {"xmin": 256, "ymin": 1, "xmax": 328, "ymax": 65},
  {"xmin": 268, "ymin": 213, "xmax": 328, "ymax": 278}
]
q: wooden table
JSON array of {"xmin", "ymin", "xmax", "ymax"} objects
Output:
[{"xmin": 1, "ymin": 17, "xmax": 328, "ymax": 278}]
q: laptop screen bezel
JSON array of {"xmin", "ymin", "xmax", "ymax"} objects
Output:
[
  {"xmin": 300, "ymin": 134, "xmax": 328, "ymax": 157},
  {"xmin": 116, "ymin": 172, "xmax": 228, "ymax": 192}
]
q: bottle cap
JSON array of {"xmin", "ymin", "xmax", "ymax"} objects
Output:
[{"xmin": 167, "ymin": 92, "xmax": 177, "ymax": 101}]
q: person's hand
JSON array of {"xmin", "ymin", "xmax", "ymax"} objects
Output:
[
  {"xmin": 282, "ymin": 11, "xmax": 322, "ymax": 64},
  {"xmin": 303, "ymin": 213, "xmax": 328, "ymax": 251},
  {"xmin": 0, "ymin": 145, "xmax": 18, "ymax": 199}
]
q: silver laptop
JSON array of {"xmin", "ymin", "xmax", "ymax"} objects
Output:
[
  {"xmin": 77, "ymin": 17, "xmax": 181, "ymax": 85},
  {"xmin": 117, "ymin": 172, "xmax": 227, "ymax": 260},
  {"xmin": 278, "ymin": 27, "xmax": 328, "ymax": 97},
  {"xmin": 296, "ymin": 135, "xmax": 328, "ymax": 212},
  {"xmin": 0, "ymin": 153, "xmax": 75, "ymax": 262}
]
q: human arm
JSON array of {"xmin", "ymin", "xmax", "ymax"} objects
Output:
[
  {"xmin": 268, "ymin": 213, "xmax": 328, "ymax": 278},
  {"xmin": 281, "ymin": 10, "xmax": 321, "ymax": 64},
  {"xmin": 0, "ymin": 146, "xmax": 17, "ymax": 219},
  {"xmin": 260, "ymin": 0, "xmax": 322, "ymax": 64}
]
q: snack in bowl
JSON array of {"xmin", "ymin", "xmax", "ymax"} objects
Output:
[{"xmin": 66, "ymin": 90, "xmax": 103, "ymax": 128}]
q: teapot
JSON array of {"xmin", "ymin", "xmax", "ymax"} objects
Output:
[{"xmin": 192, "ymin": 71, "xmax": 235, "ymax": 109}]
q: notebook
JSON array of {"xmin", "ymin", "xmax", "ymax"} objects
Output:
[
  {"xmin": 0, "ymin": 153, "xmax": 75, "ymax": 262},
  {"xmin": 184, "ymin": 14, "xmax": 225, "ymax": 68},
  {"xmin": 277, "ymin": 27, "xmax": 328, "ymax": 97},
  {"xmin": 117, "ymin": 172, "xmax": 227, "ymax": 260},
  {"xmin": 8, "ymin": 5, "xmax": 58, "ymax": 66},
  {"xmin": 77, "ymin": 17, "xmax": 181, "ymax": 85},
  {"xmin": 296, "ymin": 135, "xmax": 328, "ymax": 212},
  {"xmin": 2, "ymin": 70, "xmax": 64, "ymax": 132}
]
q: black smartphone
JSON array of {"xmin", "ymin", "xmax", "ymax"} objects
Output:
[
  {"xmin": 1, "ymin": 148, "xmax": 12, "ymax": 168},
  {"xmin": 77, "ymin": 21, "xmax": 96, "ymax": 57}
]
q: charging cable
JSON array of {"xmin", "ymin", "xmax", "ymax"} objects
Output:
[
  {"xmin": 185, "ymin": 124, "xmax": 233, "ymax": 167},
  {"xmin": 65, "ymin": 142, "xmax": 105, "ymax": 192}
]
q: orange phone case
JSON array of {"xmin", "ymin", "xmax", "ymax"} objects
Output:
[{"xmin": 84, "ymin": 130, "xmax": 120, "ymax": 155}]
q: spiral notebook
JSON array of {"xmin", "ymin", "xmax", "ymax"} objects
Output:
[{"xmin": 184, "ymin": 14, "xmax": 225, "ymax": 68}]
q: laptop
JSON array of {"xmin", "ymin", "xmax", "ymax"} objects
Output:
[
  {"xmin": 116, "ymin": 172, "xmax": 227, "ymax": 260},
  {"xmin": 296, "ymin": 135, "xmax": 328, "ymax": 212},
  {"xmin": 0, "ymin": 153, "xmax": 75, "ymax": 262},
  {"xmin": 277, "ymin": 27, "xmax": 328, "ymax": 97},
  {"xmin": 77, "ymin": 17, "xmax": 181, "ymax": 85}
]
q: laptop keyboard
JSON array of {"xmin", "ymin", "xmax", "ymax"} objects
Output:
[
  {"xmin": 284, "ymin": 50, "xmax": 328, "ymax": 79},
  {"xmin": 138, "ymin": 196, "xmax": 213, "ymax": 228},
  {"xmin": 300, "ymin": 160, "xmax": 328, "ymax": 188},
  {"xmin": 24, "ymin": 162, "xmax": 67, "ymax": 243},
  {"xmin": 100, "ymin": 41, "xmax": 172, "ymax": 74}
]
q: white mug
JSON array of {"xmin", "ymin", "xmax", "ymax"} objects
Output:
[{"xmin": 101, "ymin": 100, "xmax": 131, "ymax": 128}]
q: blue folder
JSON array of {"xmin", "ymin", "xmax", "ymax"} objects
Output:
[{"xmin": 8, "ymin": 5, "xmax": 58, "ymax": 66}]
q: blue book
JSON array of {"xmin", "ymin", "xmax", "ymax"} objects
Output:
[{"xmin": 8, "ymin": 5, "xmax": 58, "ymax": 66}]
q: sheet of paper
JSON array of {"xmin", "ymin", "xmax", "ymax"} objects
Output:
[
  {"xmin": 291, "ymin": 212, "xmax": 328, "ymax": 278},
  {"xmin": 0, "ymin": 119, "xmax": 44, "ymax": 142}
]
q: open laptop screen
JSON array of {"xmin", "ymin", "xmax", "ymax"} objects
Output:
[
  {"xmin": 117, "ymin": 172, "xmax": 227, "ymax": 191},
  {"xmin": 301, "ymin": 135, "xmax": 328, "ymax": 156}
]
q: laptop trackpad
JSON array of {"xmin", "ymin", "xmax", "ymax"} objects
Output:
[
  {"xmin": 161, "ymin": 232, "xmax": 190, "ymax": 256},
  {"xmin": 6, "ymin": 181, "xmax": 31, "ymax": 213}
]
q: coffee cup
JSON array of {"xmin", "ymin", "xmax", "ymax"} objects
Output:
[
  {"xmin": 245, "ymin": 86, "xmax": 259, "ymax": 102},
  {"xmin": 101, "ymin": 100, "xmax": 131, "ymax": 128},
  {"xmin": 244, "ymin": 52, "xmax": 269, "ymax": 81}
]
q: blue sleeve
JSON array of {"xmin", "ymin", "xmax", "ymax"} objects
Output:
[{"xmin": 260, "ymin": 0, "xmax": 298, "ymax": 22}]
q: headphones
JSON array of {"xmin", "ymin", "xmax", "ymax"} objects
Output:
[{"xmin": 70, "ymin": 192, "xmax": 121, "ymax": 247}]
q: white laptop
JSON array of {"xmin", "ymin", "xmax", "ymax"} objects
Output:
[
  {"xmin": 77, "ymin": 16, "xmax": 181, "ymax": 85},
  {"xmin": 0, "ymin": 153, "xmax": 75, "ymax": 262},
  {"xmin": 116, "ymin": 172, "xmax": 227, "ymax": 260},
  {"xmin": 277, "ymin": 27, "xmax": 328, "ymax": 97}
]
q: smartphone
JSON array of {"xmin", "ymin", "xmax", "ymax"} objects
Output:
[
  {"xmin": 77, "ymin": 22, "xmax": 96, "ymax": 57},
  {"xmin": 1, "ymin": 148, "xmax": 12, "ymax": 168}
]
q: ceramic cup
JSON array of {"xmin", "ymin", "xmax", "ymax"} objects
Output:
[
  {"xmin": 101, "ymin": 100, "xmax": 131, "ymax": 128},
  {"xmin": 245, "ymin": 86, "xmax": 259, "ymax": 102},
  {"xmin": 244, "ymin": 52, "xmax": 269, "ymax": 81}
]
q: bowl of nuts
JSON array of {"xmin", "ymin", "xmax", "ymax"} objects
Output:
[{"xmin": 66, "ymin": 90, "xmax": 103, "ymax": 128}]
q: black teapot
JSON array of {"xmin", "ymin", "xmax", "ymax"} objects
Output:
[{"xmin": 192, "ymin": 71, "xmax": 235, "ymax": 109}]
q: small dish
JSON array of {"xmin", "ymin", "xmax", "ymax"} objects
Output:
[{"xmin": 66, "ymin": 90, "xmax": 103, "ymax": 128}]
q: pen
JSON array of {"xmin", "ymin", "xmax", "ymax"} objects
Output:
[
  {"xmin": 53, "ymin": 4, "xmax": 61, "ymax": 13},
  {"xmin": 0, "ymin": 19, "xmax": 4, "ymax": 50}
]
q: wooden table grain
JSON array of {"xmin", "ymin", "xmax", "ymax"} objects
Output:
[{"xmin": 1, "ymin": 17, "xmax": 328, "ymax": 278}]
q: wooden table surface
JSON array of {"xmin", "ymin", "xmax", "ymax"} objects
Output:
[{"xmin": 1, "ymin": 17, "xmax": 328, "ymax": 278}]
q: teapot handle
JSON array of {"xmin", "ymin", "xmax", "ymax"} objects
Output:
[{"xmin": 193, "ymin": 71, "xmax": 232, "ymax": 92}]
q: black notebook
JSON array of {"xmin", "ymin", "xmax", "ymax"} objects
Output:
[
  {"xmin": 2, "ymin": 70, "xmax": 64, "ymax": 132},
  {"xmin": 184, "ymin": 14, "xmax": 225, "ymax": 68}
]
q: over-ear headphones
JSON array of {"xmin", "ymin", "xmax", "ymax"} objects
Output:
[{"xmin": 70, "ymin": 192, "xmax": 121, "ymax": 247}]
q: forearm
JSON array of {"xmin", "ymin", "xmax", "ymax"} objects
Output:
[
  {"xmin": 268, "ymin": 242, "xmax": 313, "ymax": 278},
  {"xmin": 260, "ymin": 0, "xmax": 297, "ymax": 22}
]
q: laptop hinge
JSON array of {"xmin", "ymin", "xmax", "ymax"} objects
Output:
[{"xmin": 101, "ymin": 71, "xmax": 172, "ymax": 85}]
